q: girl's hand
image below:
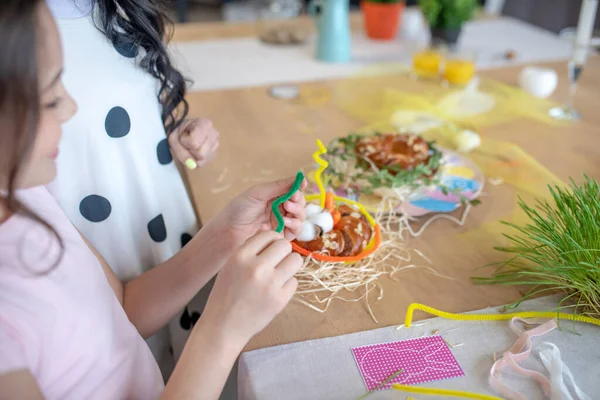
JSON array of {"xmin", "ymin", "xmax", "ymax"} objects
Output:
[
  {"xmin": 201, "ymin": 231, "xmax": 303, "ymax": 345},
  {"xmin": 216, "ymin": 176, "xmax": 308, "ymax": 243},
  {"xmin": 169, "ymin": 118, "xmax": 219, "ymax": 170}
]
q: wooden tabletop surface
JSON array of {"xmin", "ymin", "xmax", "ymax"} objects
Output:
[
  {"xmin": 171, "ymin": 13, "xmax": 364, "ymax": 42},
  {"xmin": 174, "ymin": 19, "xmax": 600, "ymax": 351}
]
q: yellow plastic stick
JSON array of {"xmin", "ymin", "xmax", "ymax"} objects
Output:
[
  {"xmin": 404, "ymin": 303, "xmax": 600, "ymax": 328},
  {"xmin": 393, "ymin": 384, "xmax": 502, "ymax": 400},
  {"xmin": 312, "ymin": 139, "xmax": 328, "ymax": 208}
]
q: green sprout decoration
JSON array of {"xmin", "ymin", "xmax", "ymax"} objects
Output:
[
  {"xmin": 473, "ymin": 175, "xmax": 600, "ymax": 318},
  {"xmin": 325, "ymin": 133, "xmax": 442, "ymax": 193},
  {"xmin": 323, "ymin": 133, "xmax": 480, "ymax": 207}
]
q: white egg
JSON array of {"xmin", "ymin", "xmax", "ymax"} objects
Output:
[
  {"xmin": 305, "ymin": 203, "xmax": 323, "ymax": 217},
  {"xmin": 309, "ymin": 211, "xmax": 334, "ymax": 233},
  {"xmin": 455, "ymin": 129, "xmax": 481, "ymax": 153},
  {"xmin": 297, "ymin": 220, "xmax": 318, "ymax": 242},
  {"xmin": 519, "ymin": 66, "xmax": 558, "ymax": 99}
]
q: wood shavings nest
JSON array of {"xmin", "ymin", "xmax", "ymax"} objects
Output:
[{"xmin": 294, "ymin": 205, "xmax": 455, "ymax": 322}]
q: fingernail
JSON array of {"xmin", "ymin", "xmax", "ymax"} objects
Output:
[{"xmin": 185, "ymin": 158, "xmax": 197, "ymax": 170}]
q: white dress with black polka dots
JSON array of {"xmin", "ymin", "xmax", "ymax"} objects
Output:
[{"xmin": 46, "ymin": 0, "xmax": 205, "ymax": 378}]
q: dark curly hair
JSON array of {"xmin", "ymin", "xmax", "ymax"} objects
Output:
[{"xmin": 93, "ymin": 0, "xmax": 189, "ymax": 134}]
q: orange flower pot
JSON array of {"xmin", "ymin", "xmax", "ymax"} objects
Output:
[{"xmin": 361, "ymin": 1, "xmax": 405, "ymax": 41}]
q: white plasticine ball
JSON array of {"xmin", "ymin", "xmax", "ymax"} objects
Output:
[
  {"xmin": 455, "ymin": 129, "xmax": 481, "ymax": 153},
  {"xmin": 297, "ymin": 220, "xmax": 318, "ymax": 242},
  {"xmin": 310, "ymin": 211, "xmax": 334, "ymax": 233},
  {"xmin": 519, "ymin": 66, "xmax": 558, "ymax": 99},
  {"xmin": 305, "ymin": 203, "xmax": 323, "ymax": 217}
]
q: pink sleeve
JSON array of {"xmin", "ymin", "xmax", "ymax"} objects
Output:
[{"xmin": 0, "ymin": 319, "xmax": 28, "ymax": 375}]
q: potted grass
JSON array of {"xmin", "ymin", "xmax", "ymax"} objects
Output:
[
  {"xmin": 417, "ymin": 0, "xmax": 477, "ymax": 48},
  {"xmin": 473, "ymin": 176, "xmax": 600, "ymax": 318},
  {"xmin": 361, "ymin": 0, "xmax": 405, "ymax": 41}
]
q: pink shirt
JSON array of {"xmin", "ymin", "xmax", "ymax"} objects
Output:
[{"xmin": 0, "ymin": 187, "xmax": 164, "ymax": 399}]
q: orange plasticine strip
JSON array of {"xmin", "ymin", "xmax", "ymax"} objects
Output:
[
  {"xmin": 332, "ymin": 209, "xmax": 341, "ymax": 226},
  {"xmin": 325, "ymin": 192, "xmax": 335, "ymax": 213}
]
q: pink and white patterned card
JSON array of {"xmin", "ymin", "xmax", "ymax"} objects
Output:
[{"xmin": 352, "ymin": 335, "xmax": 464, "ymax": 391}]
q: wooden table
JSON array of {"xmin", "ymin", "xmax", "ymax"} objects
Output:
[
  {"xmin": 175, "ymin": 20, "xmax": 600, "ymax": 352},
  {"xmin": 172, "ymin": 13, "xmax": 364, "ymax": 42}
]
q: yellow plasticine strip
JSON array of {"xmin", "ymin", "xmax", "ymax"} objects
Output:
[
  {"xmin": 404, "ymin": 303, "xmax": 600, "ymax": 328},
  {"xmin": 393, "ymin": 384, "xmax": 502, "ymax": 400},
  {"xmin": 313, "ymin": 139, "xmax": 328, "ymax": 208}
]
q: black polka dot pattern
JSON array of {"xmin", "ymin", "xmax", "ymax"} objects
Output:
[
  {"xmin": 79, "ymin": 195, "xmax": 112, "ymax": 222},
  {"xmin": 156, "ymin": 138, "xmax": 173, "ymax": 165},
  {"xmin": 105, "ymin": 107, "xmax": 131, "ymax": 138},
  {"xmin": 147, "ymin": 214, "xmax": 167, "ymax": 242},
  {"xmin": 113, "ymin": 36, "xmax": 139, "ymax": 58},
  {"xmin": 181, "ymin": 233, "xmax": 193, "ymax": 248},
  {"xmin": 179, "ymin": 306, "xmax": 200, "ymax": 330}
]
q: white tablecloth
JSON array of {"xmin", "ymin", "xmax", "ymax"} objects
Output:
[
  {"xmin": 238, "ymin": 295, "xmax": 600, "ymax": 400},
  {"xmin": 170, "ymin": 17, "xmax": 573, "ymax": 92}
]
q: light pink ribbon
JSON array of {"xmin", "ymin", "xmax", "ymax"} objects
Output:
[{"xmin": 489, "ymin": 317, "xmax": 558, "ymax": 400}]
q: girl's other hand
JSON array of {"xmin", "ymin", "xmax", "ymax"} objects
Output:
[
  {"xmin": 201, "ymin": 231, "xmax": 303, "ymax": 345},
  {"xmin": 169, "ymin": 118, "xmax": 219, "ymax": 170}
]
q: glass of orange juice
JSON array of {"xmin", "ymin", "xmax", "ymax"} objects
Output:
[
  {"xmin": 412, "ymin": 49, "xmax": 444, "ymax": 79},
  {"xmin": 443, "ymin": 50, "xmax": 476, "ymax": 86}
]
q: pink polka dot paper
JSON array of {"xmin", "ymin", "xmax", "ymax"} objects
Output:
[{"xmin": 352, "ymin": 335, "xmax": 464, "ymax": 391}]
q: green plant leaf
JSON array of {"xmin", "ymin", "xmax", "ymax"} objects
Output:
[
  {"xmin": 365, "ymin": 0, "xmax": 404, "ymax": 3},
  {"xmin": 418, "ymin": 0, "xmax": 477, "ymax": 29},
  {"xmin": 472, "ymin": 175, "xmax": 600, "ymax": 318}
]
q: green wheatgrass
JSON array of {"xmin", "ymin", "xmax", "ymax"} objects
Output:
[{"xmin": 473, "ymin": 175, "xmax": 600, "ymax": 318}]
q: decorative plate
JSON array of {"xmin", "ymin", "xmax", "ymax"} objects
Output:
[{"xmin": 308, "ymin": 148, "xmax": 484, "ymax": 217}]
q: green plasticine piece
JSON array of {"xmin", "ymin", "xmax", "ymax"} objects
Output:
[{"xmin": 272, "ymin": 171, "xmax": 305, "ymax": 233}]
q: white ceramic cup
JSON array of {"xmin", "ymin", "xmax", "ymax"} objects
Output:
[{"xmin": 518, "ymin": 66, "xmax": 558, "ymax": 98}]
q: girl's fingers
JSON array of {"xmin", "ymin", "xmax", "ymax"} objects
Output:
[
  {"xmin": 289, "ymin": 191, "xmax": 306, "ymax": 209},
  {"xmin": 258, "ymin": 223, "xmax": 271, "ymax": 233},
  {"xmin": 275, "ymin": 253, "xmax": 303, "ymax": 286},
  {"xmin": 181, "ymin": 131, "xmax": 208, "ymax": 158},
  {"xmin": 281, "ymin": 276, "xmax": 299, "ymax": 301},
  {"xmin": 188, "ymin": 142, "xmax": 210, "ymax": 163},
  {"xmin": 249, "ymin": 175, "xmax": 300, "ymax": 203},
  {"xmin": 257, "ymin": 238, "xmax": 293, "ymax": 266},
  {"xmin": 167, "ymin": 132, "xmax": 197, "ymax": 169},
  {"xmin": 283, "ymin": 218, "xmax": 302, "ymax": 240},
  {"xmin": 242, "ymin": 230, "xmax": 283, "ymax": 256},
  {"xmin": 283, "ymin": 201, "xmax": 305, "ymax": 220},
  {"xmin": 196, "ymin": 140, "xmax": 219, "ymax": 167},
  {"xmin": 299, "ymin": 178, "xmax": 308, "ymax": 190}
]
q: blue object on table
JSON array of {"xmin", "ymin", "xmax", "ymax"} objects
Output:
[{"xmin": 308, "ymin": 0, "xmax": 351, "ymax": 63}]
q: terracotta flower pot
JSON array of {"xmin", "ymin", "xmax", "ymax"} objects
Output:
[{"xmin": 361, "ymin": 1, "xmax": 405, "ymax": 41}]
